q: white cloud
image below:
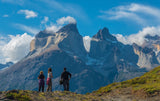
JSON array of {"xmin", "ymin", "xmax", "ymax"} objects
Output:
[
  {"xmin": 39, "ymin": 0, "xmax": 88, "ymax": 20},
  {"xmin": 41, "ymin": 16, "xmax": 49, "ymax": 24},
  {"xmin": 56, "ymin": 16, "xmax": 76, "ymax": 25},
  {"xmin": 83, "ymin": 36, "xmax": 91, "ymax": 52},
  {"xmin": 45, "ymin": 25, "xmax": 62, "ymax": 33},
  {"xmin": 114, "ymin": 26, "xmax": 160, "ymax": 46},
  {"xmin": 99, "ymin": 3, "xmax": 160, "ymax": 26},
  {"xmin": 18, "ymin": 10, "xmax": 38, "ymax": 19},
  {"xmin": 0, "ymin": 33, "xmax": 34, "ymax": 63},
  {"xmin": 14, "ymin": 23, "xmax": 40, "ymax": 35},
  {"xmin": 0, "ymin": 36, "xmax": 9, "ymax": 63},
  {"xmin": 128, "ymin": 3, "xmax": 160, "ymax": 18},
  {"xmin": 45, "ymin": 16, "xmax": 76, "ymax": 33},
  {"xmin": 3, "ymin": 14, "xmax": 9, "ymax": 17},
  {"xmin": 0, "ymin": 16, "xmax": 77, "ymax": 63}
]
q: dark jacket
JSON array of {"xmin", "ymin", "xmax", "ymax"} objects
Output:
[
  {"xmin": 38, "ymin": 74, "xmax": 45, "ymax": 79},
  {"xmin": 61, "ymin": 71, "xmax": 71, "ymax": 80}
]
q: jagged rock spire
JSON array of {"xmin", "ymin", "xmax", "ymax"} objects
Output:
[{"xmin": 93, "ymin": 27, "xmax": 117, "ymax": 41}]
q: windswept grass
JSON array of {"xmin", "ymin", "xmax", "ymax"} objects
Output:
[
  {"xmin": 1, "ymin": 66, "xmax": 160, "ymax": 101},
  {"xmin": 5, "ymin": 90, "xmax": 31, "ymax": 101},
  {"xmin": 94, "ymin": 66, "xmax": 160, "ymax": 96}
]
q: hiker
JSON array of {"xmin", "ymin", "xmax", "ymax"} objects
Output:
[
  {"xmin": 47, "ymin": 68, "xmax": 53, "ymax": 92},
  {"xmin": 61, "ymin": 67, "xmax": 72, "ymax": 91},
  {"xmin": 38, "ymin": 71, "xmax": 45, "ymax": 92}
]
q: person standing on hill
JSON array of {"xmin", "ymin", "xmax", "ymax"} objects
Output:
[
  {"xmin": 38, "ymin": 71, "xmax": 45, "ymax": 92},
  {"xmin": 47, "ymin": 68, "xmax": 53, "ymax": 92},
  {"xmin": 61, "ymin": 67, "xmax": 72, "ymax": 91}
]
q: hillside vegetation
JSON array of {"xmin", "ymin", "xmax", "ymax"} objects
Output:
[
  {"xmin": 1, "ymin": 66, "xmax": 160, "ymax": 101},
  {"xmin": 93, "ymin": 66, "xmax": 160, "ymax": 98}
]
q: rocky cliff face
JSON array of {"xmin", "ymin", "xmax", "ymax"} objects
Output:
[
  {"xmin": 0, "ymin": 24, "xmax": 107, "ymax": 94},
  {"xmin": 88, "ymin": 28, "xmax": 145, "ymax": 83},
  {"xmin": 29, "ymin": 24, "xmax": 87, "ymax": 59},
  {"xmin": 0, "ymin": 62, "xmax": 13, "ymax": 70},
  {"xmin": 0, "ymin": 24, "xmax": 152, "ymax": 94},
  {"xmin": 133, "ymin": 43, "xmax": 159, "ymax": 70}
]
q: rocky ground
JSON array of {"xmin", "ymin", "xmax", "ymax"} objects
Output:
[
  {"xmin": 0, "ymin": 89, "xmax": 159, "ymax": 101},
  {"xmin": 1, "ymin": 66, "xmax": 160, "ymax": 101}
]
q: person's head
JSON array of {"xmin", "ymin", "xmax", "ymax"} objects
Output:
[
  {"xmin": 48, "ymin": 68, "xmax": 52, "ymax": 73},
  {"xmin": 40, "ymin": 71, "xmax": 43, "ymax": 75},
  {"xmin": 64, "ymin": 67, "xmax": 66, "ymax": 71}
]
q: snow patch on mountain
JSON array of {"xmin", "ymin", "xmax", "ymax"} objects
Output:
[{"xmin": 83, "ymin": 36, "xmax": 91, "ymax": 52}]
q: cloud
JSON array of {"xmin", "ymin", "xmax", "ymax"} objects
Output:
[
  {"xmin": 45, "ymin": 25, "xmax": 62, "ymax": 33},
  {"xmin": 41, "ymin": 16, "xmax": 49, "ymax": 24},
  {"xmin": 14, "ymin": 23, "xmax": 40, "ymax": 35},
  {"xmin": 0, "ymin": 16, "xmax": 77, "ymax": 63},
  {"xmin": 0, "ymin": 36, "xmax": 9, "ymax": 63},
  {"xmin": 0, "ymin": 33, "xmax": 34, "ymax": 63},
  {"xmin": 45, "ymin": 16, "xmax": 76, "ymax": 33},
  {"xmin": 114, "ymin": 26, "xmax": 160, "ymax": 46},
  {"xmin": 83, "ymin": 36, "xmax": 91, "ymax": 52},
  {"xmin": 17, "ymin": 10, "xmax": 38, "ymax": 19},
  {"xmin": 99, "ymin": 3, "xmax": 160, "ymax": 26},
  {"xmin": 3, "ymin": 15, "xmax": 9, "ymax": 17},
  {"xmin": 14, "ymin": 16, "xmax": 76, "ymax": 37},
  {"xmin": 39, "ymin": 0, "xmax": 88, "ymax": 20},
  {"xmin": 56, "ymin": 16, "xmax": 76, "ymax": 25}
]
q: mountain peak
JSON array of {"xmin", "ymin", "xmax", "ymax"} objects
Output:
[
  {"xmin": 93, "ymin": 27, "xmax": 117, "ymax": 41},
  {"xmin": 57, "ymin": 23, "xmax": 78, "ymax": 33}
]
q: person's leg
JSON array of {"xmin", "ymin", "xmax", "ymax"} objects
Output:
[
  {"xmin": 64, "ymin": 80, "xmax": 67, "ymax": 91},
  {"xmin": 39, "ymin": 84, "xmax": 41, "ymax": 92},
  {"xmin": 67, "ymin": 80, "xmax": 69, "ymax": 91},
  {"xmin": 47, "ymin": 81, "xmax": 51, "ymax": 92},
  {"xmin": 47, "ymin": 85, "xmax": 49, "ymax": 92},
  {"xmin": 50, "ymin": 81, "xmax": 52, "ymax": 92},
  {"xmin": 63, "ymin": 81, "xmax": 65, "ymax": 91},
  {"xmin": 42, "ymin": 85, "xmax": 44, "ymax": 92},
  {"xmin": 63, "ymin": 80, "xmax": 65, "ymax": 91}
]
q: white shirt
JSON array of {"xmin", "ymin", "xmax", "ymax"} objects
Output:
[{"xmin": 48, "ymin": 72, "xmax": 53, "ymax": 78}]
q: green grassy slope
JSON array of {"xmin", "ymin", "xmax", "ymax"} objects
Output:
[
  {"xmin": 1, "ymin": 66, "xmax": 160, "ymax": 101},
  {"xmin": 94, "ymin": 66, "xmax": 160, "ymax": 96}
]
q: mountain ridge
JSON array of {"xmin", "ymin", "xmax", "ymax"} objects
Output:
[
  {"xmin": 0, "ymin": 23, "xmax": 159, "ymax": 94},
  {"xmin": 0, "ymin": 65, "xmax": 160, "ymax": 101}
]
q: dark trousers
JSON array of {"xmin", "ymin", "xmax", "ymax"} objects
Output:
[
  {"xmin": 63, "ymin": 80, "xmax": 69, "ymax": 91},
  {"xmin": 39, "ymin": 79, "xmax": 44, "ymax": 92},
  {"xmin": 39, "ymin": 85, "xmax": 44, "ymax": 92}
]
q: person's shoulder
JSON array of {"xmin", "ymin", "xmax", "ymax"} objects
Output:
[{"xmin": 67, "ymin": 71, "xmax": 71, "ymax": 74}]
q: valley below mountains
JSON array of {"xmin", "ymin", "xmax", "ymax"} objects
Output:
[
  {"xmin": 0, "ymin": 65, "xmax": 160, "ymax": 101},
  {"xmin": 0, "ymin": 23, "xmax": 160, "ymax": 94}
]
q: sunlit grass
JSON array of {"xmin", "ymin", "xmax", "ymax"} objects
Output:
[{"xmin": 94, "ymin": 66, "xmax": 160, "ymax": 95}]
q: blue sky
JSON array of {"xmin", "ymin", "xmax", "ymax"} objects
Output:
[
  {"xmin": 1, "ymin": 0, "xmax": 160, "ymax": 36},
  {"xmin": 1, "ymin": 0, "xmax": 160, "ymax": 63}
]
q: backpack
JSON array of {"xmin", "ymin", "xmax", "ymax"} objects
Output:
[{"xmin": 59, "ymin": 79, "xmax": 63, "ymax": 85}]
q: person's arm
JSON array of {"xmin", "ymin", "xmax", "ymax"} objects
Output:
[
  {"xmin": 61, "ymin": 73, "xmax": 63, "ymax": 79},
  {"xmin": 38, "ymin": 75, "xmax": 40, "ymax": 79},
  {"xmin": 43, "ymin": 75, "xmax": 45, "ymax": 80},
  {"xmin": 69, "ymin": 72, "xmax": 71, "ymax": 80},
  {"xmin": 51, "ymin": 73, "xmax": 53, "ymax": 78}
]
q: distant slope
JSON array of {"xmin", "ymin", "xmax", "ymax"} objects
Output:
[
  {"xmin": 0, "ymin": 66, "xmax": 160, "ymax": 101},
  {"xmin": 0, "ymin": 62, "xmax": 13, "ymax": 70},
  {"xmin": 92, "ymin": 65, "xmax": 160, "ymax": 100}
]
